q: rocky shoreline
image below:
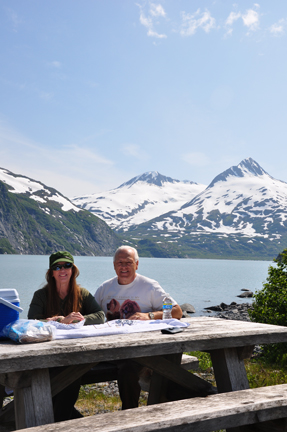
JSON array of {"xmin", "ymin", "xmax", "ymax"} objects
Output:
[
  {"xmin": 181, "ymin": 298, "xmax": 265, "ymax": 360},
  {"xmin": 203, "ymin": 301, "xmax": 253, "ymax": 321},
  {"xmin": 181, "ymin": 288, "xmax": 254, "ymax": 322}
]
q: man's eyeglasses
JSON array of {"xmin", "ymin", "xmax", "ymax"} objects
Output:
[{"xmin": 51, "ymin": 262, "xmax": 73, "ymax": 271}]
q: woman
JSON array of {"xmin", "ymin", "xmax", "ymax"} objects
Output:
[
  {"xmin": 28, "ymin": 250, "xmax": 105, "ymax": 325},
  {"xmin": 28, "ymin": 250, "xmax": 105, "ymax": 422}
]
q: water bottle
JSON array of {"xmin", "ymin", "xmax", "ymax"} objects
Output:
[{"xmin": 162, "ymin": 294, "xmax": 172, "ymax": 320}]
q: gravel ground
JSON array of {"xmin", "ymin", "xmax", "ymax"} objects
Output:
[{"xmin": 82, "ymin": 380, "xmax": 121, "ymax": 399}]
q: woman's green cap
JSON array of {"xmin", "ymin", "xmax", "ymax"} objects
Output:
[{"xmin": 49, "ymin": 251, "xmax": 74, "ymax": 268}]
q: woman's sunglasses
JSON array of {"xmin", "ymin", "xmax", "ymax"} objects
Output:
[{"xmin": 51, "ymin": 262, "xmax": 73, "ymax": 271}]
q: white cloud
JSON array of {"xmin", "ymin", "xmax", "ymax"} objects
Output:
[
  {"xmin": 225, "ymin": 5, "xmax": 260, "ymax": 35},
  {"xmin": 224, "ymin": 28, "xmax": 234, "ymax": 37},
  {"xmin": 139, "ymin": 10, "xmax": 153, "ymax": 28},
  {"xmin": 269, "ymin": 19, "xmax": 285, "ymax": 36},
  {"xmin": 225, "ymin": 11, "xmax": 241, "ymax": 27},
  {"xmin": 147, "ymin": 28, "xmax": 167, "ymax": 38},
  {"xmin": 182, "ymin": 152, "xmax": 210, "ymax": 167},
  {"xmin": 180, "ymin": 9, "xmax": 216, "ymax": 36},
  {"xmin": 150, "ymin": 3, "xmax": 166, "ymax": 18},
  {"xmin": 122, "ymin": 144, "xmax": 149, "ymax": 160},
  {"xmin": 242, "ymin": 8, "xmax": 259, "ymax": 31},
  {"xmin": 137, "ymin": 3, "xmax": 167, "ymax": 39},
  {"xmin": 137, "ymin": 3, "xmax": 282, "ymax": 40}
]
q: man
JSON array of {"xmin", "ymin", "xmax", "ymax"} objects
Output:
[
  {"xmin": 95, "ymin": 245, "xmax": 182, "ymax": 321},
  {"xmin": 94, "ymin": 245, "xmax": 182, "ymax": 409}
]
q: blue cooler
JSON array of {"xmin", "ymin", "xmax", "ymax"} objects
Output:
[{"xmin": 0, "ymin": 289, "xmax": 23, "ymax": 334}]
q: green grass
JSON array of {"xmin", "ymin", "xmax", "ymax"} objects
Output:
[
  {"xmin": 76, "ymin": 385, "xmax": 122, "ymax": 415},
  {"xmin": 76, "ymin": 384, "xmax": 148, "ymax": 416},
  {"xmin": 187, "ymin": 350, "xmax": 287, "ymax": 388},
  {"xmin": 74, "ymin": 352, "xmax": 287, "ymax": 432}
]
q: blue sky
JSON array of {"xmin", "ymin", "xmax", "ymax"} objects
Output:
[{"xmin": 0, "ymin": 1, "xmax": 287, "ymax": 198}]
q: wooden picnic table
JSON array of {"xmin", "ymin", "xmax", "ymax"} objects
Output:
[{"xmin": 1, "ymin": 316, "xmax": 287, "ymax": 431}]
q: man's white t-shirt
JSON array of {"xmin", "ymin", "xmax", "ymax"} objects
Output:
[{"xmin": 94, "ymin": 273, "xmax": 177, "ymax": 321}]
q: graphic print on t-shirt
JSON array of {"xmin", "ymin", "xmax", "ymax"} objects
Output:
[{"xmin": 107, "ymin": 298, "xmax": 141, "ymax": 320}]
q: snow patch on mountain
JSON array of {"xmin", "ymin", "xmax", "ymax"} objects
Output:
[
  {"xmin": 73, "ymin": 172, "xmax": 206, "ymax": 231},
  {"xmin": 0, "ymin": 168, "xmax": 81, "ymax": 212},
  {"xmin": 0, "ymin": 168, "xmax": 50, "ymax": 195},
  {"xmin": 149, "ymin": 158, "xmax": 287, "ymax": 238}
]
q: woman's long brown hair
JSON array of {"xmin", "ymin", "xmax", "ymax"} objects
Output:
[{"xmin": 44, "ymin": 265, "xmax": 82, "ymax": 318}]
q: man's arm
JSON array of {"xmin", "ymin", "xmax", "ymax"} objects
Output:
[{"xmin": 129, "ymin": 304, "xmax": 182, "ymax": 320}]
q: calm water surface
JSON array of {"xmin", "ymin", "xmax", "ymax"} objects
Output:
[{"xmin": 0, "ymin": 255, "xmax": 272, "ymax": 318}]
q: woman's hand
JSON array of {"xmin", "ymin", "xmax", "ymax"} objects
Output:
[
  {"xmin": 60, "ymin": 312, "xmax": 85, "ymax": 324},
  {"xmin": 46, "ymin": 316, "xmax": 65, "ymax": 322},
  {"xmin": 46, "ymin": 312, "xmax": 84, "ymax": 324}
]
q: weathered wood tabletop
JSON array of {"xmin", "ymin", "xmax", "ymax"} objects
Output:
[{"xmin": 1, "ymin": 316, "xmax": 287, "ymax": 430}]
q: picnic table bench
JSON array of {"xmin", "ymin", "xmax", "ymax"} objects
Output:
[{"xmin": 15, "ymin": 384, "xmax": 287, "ymax": 432}]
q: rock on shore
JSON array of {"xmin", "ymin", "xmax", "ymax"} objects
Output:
[{"xmin": 204, "ymin": 301, "xmax": 253, "ymax": 321}]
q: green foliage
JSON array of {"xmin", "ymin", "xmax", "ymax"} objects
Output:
[
  {"xmin": 0, "ymin": 238, "xmax": 16, "ymax": 254},
  {"xmin": 246, "ymin": 357, "xmax": 287, "ymax": 388},
  {"xmin": 123, "ymin": 227, "xmax": 283, "ymax": 259},
  {"xmin": 187, "ymin": 351, "xmax": 213, "ymax": 371},
  {"xmin": 249, "ymin": 248, "xmax": 287, "ymax": 363}
]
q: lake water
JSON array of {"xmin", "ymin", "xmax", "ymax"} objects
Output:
[{"xmin": 0, "ymin": 255, "xmax": 273, "ymax": 318}]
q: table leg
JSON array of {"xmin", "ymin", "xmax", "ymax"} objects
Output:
[
  {"xmin": 210, "ymin": 347, "xmax": 249, "ymax": 393},
  {"xmin": 14, "ymin": 368, "xmax": 54, "ymax": 429},
  {"xmin": 0, "ymin": 384, "xmax": 5, "ymax": 409},
  {"xmin": 147, "ymin": 370, "xmax": 168, "ymax": 405},
  {"xmin": 147, "ymin": 353, "xmax": 182, "ymax": 405},
  {"xmin": 210, "ymin": 347, "xmax": 249, "ymax": 432}
]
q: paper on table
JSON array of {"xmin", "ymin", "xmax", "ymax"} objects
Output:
[
  {"xmin": 47, "ymin": 319, "xmax": 85, "ymax": 330},
  {"xmin": 55, "ymin": 319, "xmax": 190, "ymax": 340}
]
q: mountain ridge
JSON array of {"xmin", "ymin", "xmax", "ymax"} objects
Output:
[
  {"xmin": 1, "ymin": 158, "xmax": 287, "ymax": 259},
  {"xmin": 207, "ymin": 157, "xmax": 270, "ymax": 189},
  {"xmin": 72, "ymin": 172, "xmax": 206, "ymax": 231},
  {"xmin": 0, "ymin": 167, "xmax": 120, "ymax": 255},
  {"xmin": 116, "ymin": 171, "xmax": 197, "ymax": 189},
  {"xmin": 72, "ymin": 157, "xmax": 287, "ymax": 259}
]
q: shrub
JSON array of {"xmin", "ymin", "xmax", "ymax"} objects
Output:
[{"xmin": 249, "ymin": 248, "xmax": 287, "ymax": 364}]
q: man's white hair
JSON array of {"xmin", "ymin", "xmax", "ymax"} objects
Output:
[{"xmin": 113, "ymin": 246, "xmax": 139, "ymax": 263}]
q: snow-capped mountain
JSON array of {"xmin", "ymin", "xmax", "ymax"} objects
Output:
[
  {"xmin": 139, "ymin": 158, "xmax": 287, "ymax": 241},
  {"xmin": 72, "ymin": 172, "xmax": 206, "ymax": 231},
  {"xmin": 0, "ymin": 167, "xmax": 80, "ymax": 213},
  {"xmin": 71, "ymin": 158, "xmax": 287, "ymax": 259},
  {"xmin": 0, "ymin": 167, "xmax": 119, "ymax": 255}
]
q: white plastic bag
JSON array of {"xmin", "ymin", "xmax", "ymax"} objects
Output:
[{"xmin": 2, "ymin": 319, "xmax": 55, "ymax": 343}]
